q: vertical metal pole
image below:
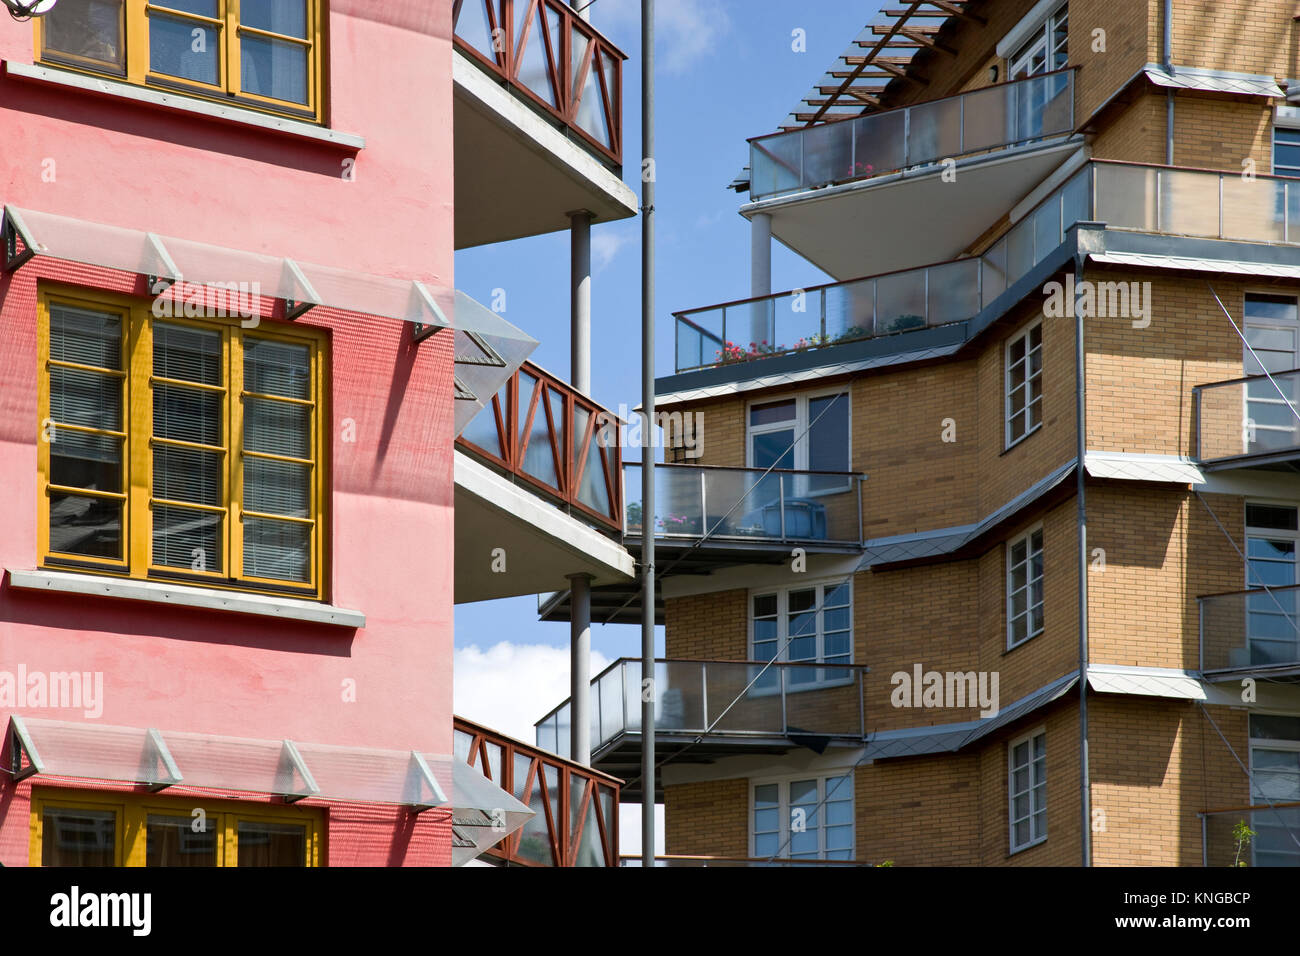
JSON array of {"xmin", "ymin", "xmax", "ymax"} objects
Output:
[
  {"xmin": 640, "ymin": 0, "xmax": 657, "ymax": 869},
  {"xmin": 571, "ymin": 211, "xmax": 593, "ymax": 395},
  {"xmin": 569, "ymin": 573, "xmax": 593, "ymax": 765},
  {"xmin": 1075, "ymin": 256, "xmax": 1092, "ymax": 868},
  {"xmin": 751, "ymin": 212, "xmax": 773, "ymax": 349}
]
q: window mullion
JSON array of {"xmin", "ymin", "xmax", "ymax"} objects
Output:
[
  {"xmin": 128, "ymin": 309, "xmax": 151, "ymax": 577},
  {"xmin": 227, "ymin": 0, "xmax": 240, "ymax": 99},
  {"xmin": 230, "ymin": 326, "xmax": 245, "ymax": 583},
  {"xmin": 126, "ymin": 0, "xmax": 149, "ymax": 85}
]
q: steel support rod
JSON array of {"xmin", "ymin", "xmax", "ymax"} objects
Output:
[
  {"xmin": 571, "ymin": 210, "xmax": 593, "ymax": 396},
  {"xmin": 640, "ymin": 0, "xmax": 657, "ymax": 868},
  {"xmin": 569, "ymin": 573, "xmax": 593, "ymax": 765}
]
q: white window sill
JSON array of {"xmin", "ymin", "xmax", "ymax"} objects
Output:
[
  {"xmin": 6, "ymin": 568, "xmax": 365, "ymax": 628},
  {"xmin": 3, "ymin": 60, "xmax": 365, "ymax": 150}
]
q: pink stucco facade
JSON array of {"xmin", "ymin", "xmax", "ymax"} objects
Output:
[{"xmin": 0, "ymin": 2, "xmax": 458, "ymax": 866}]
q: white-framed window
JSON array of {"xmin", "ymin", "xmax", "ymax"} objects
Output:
[
  {"xmin": 1243, "ymin": 293, "xmax": 1300, "ymax": 457},
  {"xmin": 1007, "ymin": 525, "xmax": 1045, "ymax": 649},
  {"xmin": 751, "ymin": 773, "xmax": 854, "ymax": 861},
  {"xmin": 750, "ymin": 579, "xmax": 853, "ymax": 689},
  {"xmin": 1244, "ymin": 502, "xmax": 1300, "ymax": 667},
  {"xmin": 1008, "ymin": 728, "xmax": 1047, "ymax": 853},
  {"xmin": 1248, "ymin": 713, "xmax": 1300, "ymax": 867},
  {"xmin": 1006, "ymin": 2, "xmax": 1068, "ymax": 78},
  {"xmin": 746, "ymin": 390, "xmax": 851, "ymax": 491},
  {"xmin": 1006, "ymin": 319, "xmax": 1043, "ymax": 448},
  {"xmin": 1274, "ymin": 126, "xmax": 1300, "ymax": 178}
]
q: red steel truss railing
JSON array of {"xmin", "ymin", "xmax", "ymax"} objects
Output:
[
  {"xmin": 456, "ymin": 360, "xmax": 625, "ymax": 535},
  {"xmin": 455, "ymin": 716, "xmax": 621, "ymax": 867},
  {"xmin": 452, "ymin": 0, "xmax": 625, "ymax": 165}
]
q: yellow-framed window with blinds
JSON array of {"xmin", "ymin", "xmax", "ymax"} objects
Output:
[
  {"xmin": 30, "ymin": 788, "xmax": 324, "ymax": 867},
  {"xmin": 37, "ymin": 285, "xmax": 329, "ymax": 600},
  {"xmin": 36, "ymin": 0, "xmax": 325, "ymax": 123}
]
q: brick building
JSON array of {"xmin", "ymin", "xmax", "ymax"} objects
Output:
[{"xmin": 538, "ymin": 0, "xmax": 1300, "ymax": 866}]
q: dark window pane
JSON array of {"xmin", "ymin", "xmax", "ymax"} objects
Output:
[
  {"xmin": 1245, "ymin": 293, "xmax": 1299, "ymax": 324},
  {"xmin": 1247, "ymin": 504, "xmax": 1299, "ymax": 531},
  {"xmin": 50, "ymin": 493, "xmax": 122, "ymax": 559},
  {"xmin": 1251, "ymin": 714, "xmax": 1300, "ymax": 741},
  {"xmin": 237, "ymin": 821, "xmax": 306, "ymax": 866},
  {"xmin": 51, "ymin": 431, "xmax": 122, "ymax": 494},
  {"xmin": 241, "ymin": 0, "xmax": 307, "ymax": 37},
  {"xmin": 146, "ymin": 814, "xmax": 218, "ymax": 867},
  {"xmin": 153, "ymin": 504, "xmax": 223, "ymax": 573},
  {"xmin": 808, "ymin": 394, "xmax": 849, "ymax": 471},
  {"xmin": 154, "ymin": 384, "xmax": 222, "ymax": 446},
  {"xmin": 244, "ymin": 517, "xmax": 310, "ymax": 582},
  {"xmin": 43, "ymin": 0, "xmax": 125, "ymax": 72},
  {"xmin": 154, "ymin": 323, "xmax": 221, "ymax": 385},
  {"xmin": 245, "ymin": 338, "xmax": 310, "ymax": 399},
  {"xmin": 42, "ymin": 808, "xmax": 116, "ymax": 866},
  {"xmin": 50, "ymin": 304, "xmax": 122, "ymax": 369},
  {"xmin": 750, "ymin": 399, "xmax": 796, "ymax": 427},
  {"xmin": 751, "ymin": 429, "xmax": 795, "ymax": 470}
]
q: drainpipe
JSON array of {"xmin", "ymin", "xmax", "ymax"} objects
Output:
[
  {"xmin": 1163, "ymin": 0, "xmax": 1174, "ymax": 164},
  {"xmin": 1074, "ymin": 254, "xmax": 1091, "ymax": 868},
  {"xmin": 640, "ymin": 0, "xmax": 657, "ymax": 868}
]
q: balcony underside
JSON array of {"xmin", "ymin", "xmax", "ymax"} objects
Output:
[
  {"xmin": 1202, "ymin": 665, "xmax": 1300, "ymax": 683},
  {"xmin": 454, "ymin": 452, "xmax": 635, "ymax": 603},
  {"xmin": 593, "ymin": 733, "xmax": 861, "ymax": 802},
  {"xmin": 744, "ymin": 139, "xmax": 1082, "ymax": 281},
  {"xmin": 1199, "ymin": 451, "xmax": 1300, "ymax": 473},
  {"xmin": 453, "ymin": 51, "xmax": 637, "ymax": 249},
  {"xmin": 539, "ymin": 580, "xmax": 661, "ymax": 626}
]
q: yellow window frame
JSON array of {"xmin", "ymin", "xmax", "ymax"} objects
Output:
[
  {"xmin": 30, "ymin": 788, "xmax": 323, "ymax": 867},
  {"xmin": 38, "ymin": 284, "xmax": 329, "ymax": 600},
  {"xmin": 36, "ymin": 0, "xmax": 325, "ymax": 123}
]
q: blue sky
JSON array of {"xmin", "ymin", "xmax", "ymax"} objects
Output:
[{"xmin": 452, "ymin": 1, "xmax": 879, "ymax": 797}]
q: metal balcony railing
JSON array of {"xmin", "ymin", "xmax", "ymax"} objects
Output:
[
  {"xmin": 457, "ymin": 360, "xmax": 624, "ymax": 535},
  {"xmin": 1199, "ymin": 584, "xmax": 1300, "ymax": 676},
  {"xmin": 748, "ymin": 68, "xmax": 1076, "ymax": 200},
  {"xmin": 677, "ymin": 160, "xmax": 1300, "ymax": 374},
  {"xmin": 1199, "ymin": 803, "xmax": 1300, "ymax": 867},
  {"xmin": 622, "ymin": 461, "xmax": 865, "ymax": 547},
  {"xmin": 453, "ymin": 0, "xmax": 625, "ymax": 165},
  {"xmin": 1194, "ymin": 368, "xmax": 1300, "ymax": 467},
  {"xmin": 455, "ymin": 716, "xmax": 620, "ymax": 867},
  {"xmin": 534, "ymin": 658, "xmax": 868, "ymax": 760}
]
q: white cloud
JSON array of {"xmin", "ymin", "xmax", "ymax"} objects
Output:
[
  {"xmin": 597, "ymin": 0, "xmax": 732, "ymax": 75},
  {"xmin": 592, "ymin": 229, "xmax": 633, "ymax": 272},
  {"xmin": 454, "ymin": 640, "xmax": 611, "ymax": 744}
]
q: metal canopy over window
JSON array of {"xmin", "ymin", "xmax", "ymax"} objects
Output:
[
  {"xmin": 0, "ymin": 205, "xmax": 537, "ymax": 437},
  {"xmin": 6, "ymin": 715, "xmax": 532, "ymax": 866}
]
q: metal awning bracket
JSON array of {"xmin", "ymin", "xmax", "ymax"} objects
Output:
[
  {"xmin": 2, "ymin": 207, "xmax": 38, "ymax": 273},
  {"xmin": 282, "ymin": 257, "xmax": 320, "ymax": 320},
  {"xmin": 143, "ymin": 727, "xmax": 184, "ymax": 792},
  {"xmin": 404, "ymin": 750, "xmax": 449, "ymax": 813},
  {"xmin": 276, "ymin": 739, "xmax": 321, "ymax": 804},
  {"xmin": 7, "ymin": 715, "xmax": 44, "ymax": 783},
  {"xmin": 145, "ymin": 232, "xmax": 180, "ymax": 292},
  {"xmin": 412, "ymin": 280, "xmax": 450, "ymax": 344}
]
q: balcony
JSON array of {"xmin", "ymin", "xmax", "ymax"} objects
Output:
[
  {"xmin": 1199, "ymin": 804, "xmax": 1300, "ymax": 867},
  {"xmin": 623, "ymin": 462, "xmax": 865, "ymax": 566},
  {"xmin": 677, "ymin": 160, "xmax": 1300, "ymax": 378},
  {"xmin": 1199, "ymin": 585, "xmax": 1300, "ymax": 679},
  {"xmin": 455, "ymin": 716, "xmax": 620, "ymax": 867},
  {"xmin": 1195, "ymin": 370, "xmax": 1300, "ymax": 470},
  {"xmin": 535, "ymin": 658, "xmax": 868, "ymax": 799},
  {"xmin": 454, "ymin": 361, "xmax": 635, "ymax": 603},
  {"xmin": 749, "ymin": 69, "xmax": 1075, "ymax": 202},
  {"xmin": 453, "ymin": 0, "xmax": 636, "ymax": 247}
]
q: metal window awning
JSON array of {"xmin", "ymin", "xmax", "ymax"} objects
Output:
[
  {"xmin": 1143, "ymin": 64, "xmax": 1284, "ymax": 99},
  {"xmin": 0, "ymin": 205, "xmax": 536, "ymax": 437},
  {"xmin": 6, "ymin": 715, "xmax": 532, "ymax": 866}
]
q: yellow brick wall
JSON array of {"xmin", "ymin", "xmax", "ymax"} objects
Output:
[
  {"xmin": 1170, "ymin": 0, "xmax": 1299, "ymax": 79},
  {"xmin": 663, "ymin": 778, "xmax": 749, "ymax": 857}
]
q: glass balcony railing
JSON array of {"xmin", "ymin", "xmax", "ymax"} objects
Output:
[
  {"xmin": 535, "ymin": 658, "xmax": 868, "ymax": 760},
  {"xmin": 454, "ymin": 716, "xmax": 620, "ymax": 867},
  {"xmin": 678, "ymin": 160, "xmax": 1300, "ymax": 374},
  {"xmin": 1196, "ymin": 369, "xmax": 1300, "ymax": 466},
  {"xmin": 1200, "ymin": 584, "xmax": 1300, "ymax": 675},
  {"xmin": 458, "ymin": 360, "xmax": 624, "ymax": 535},
  {"xmin": 1200, "ymin": 804, "xmax": 1300, "ymax": 867},
  {"xmin": 453, "ymin": 0, "xmax": 625, "ymax": 165},
  {"xmin": 622, "ymin": 462, "xmax": 864, "ymax": 547},
  {"xmin": 749, "ymin": 68, "xmax": 1075, "ymax": 200}
]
